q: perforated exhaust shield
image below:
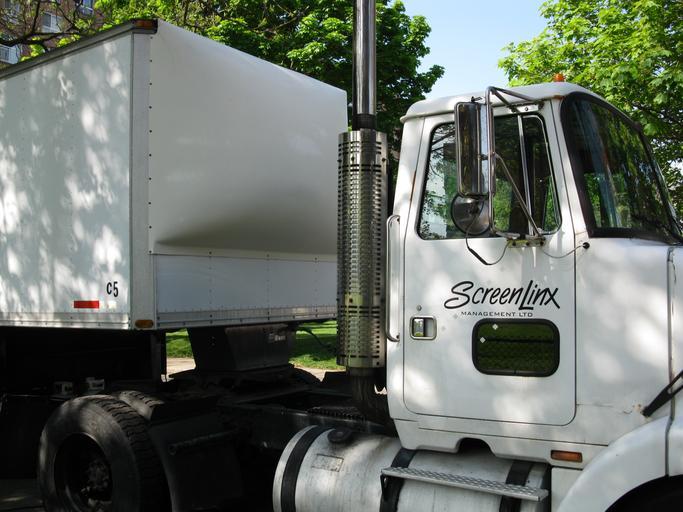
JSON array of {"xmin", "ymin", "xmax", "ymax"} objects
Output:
[{"xmin": 337, "ymin": 129, "xmax": 388, "ymax": 368}]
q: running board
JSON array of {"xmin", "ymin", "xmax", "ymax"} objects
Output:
[{"xmin": 380, "ymin": 467, "xmax": 549, "ymax": 502}]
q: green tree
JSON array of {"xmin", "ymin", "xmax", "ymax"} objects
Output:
[
  {"xmin": 499, "ymin": 0, "xmax": 683, "ymax": 215},
  {"xmin": 95, "ymin": 0, "xmax": 444, "ymax": 167},
  {"xmin": 0, "ymin": 1, "xmax": 97, "ymax": 52}
]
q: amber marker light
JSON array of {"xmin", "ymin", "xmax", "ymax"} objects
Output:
[
  {"xmin": 552, "ymin": 73, "xmax": 566, "ymax": 82},
  {"xmin": 135, "ymin": 319, "xmax": 155, "ymax": 329},
  {"xmin": 132, "ymin": 19, "xmax": 158, "ymax": 30},
  {"xmin": 551, "ymin": 450, "xmax": 583, "ymax": 463}
]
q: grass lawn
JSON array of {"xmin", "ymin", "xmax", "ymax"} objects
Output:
[
  {"xmin": 166, "ymin": 330, "xmax": 194, "ymax": 358},
  {"xmin": 165, "ymin": 321, "xmax": 342, "ymax": 370},
  {"xmin": 291, "ymin": 321, "xmax": 342, "ymax": 370}
]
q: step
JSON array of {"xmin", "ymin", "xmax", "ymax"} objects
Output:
[{"xmin": 380, "ymin": 467, "xmax": 549, "ymax": 502}]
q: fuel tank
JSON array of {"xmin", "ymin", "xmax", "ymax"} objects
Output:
[{"xmin": 273, "ymin": 426, "xmax": 549, "ymax": 512}]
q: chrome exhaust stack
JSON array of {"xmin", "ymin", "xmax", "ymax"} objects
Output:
[
  {"xmin": 337, "ymin": 0, "xmax": 390, "ymax": 422},
  {"xmin": 351, "ymin": 0, "xmax": 377, "ymax": 131}
]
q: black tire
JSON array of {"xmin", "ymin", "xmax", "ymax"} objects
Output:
[
  {"xmin": 609, "ymin": 476, "xmax": 683, "ymax": 512},
  {"xmin": 114, "ymin": 390, "xmax": 164, "ymax": 421},
  {"xmin": 38, "ymin": 395, "xmax": 167, "ymax": 512}
]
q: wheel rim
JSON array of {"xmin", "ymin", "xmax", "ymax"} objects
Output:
[{"xmin": 54, "ymin": 434, "xmax": 113, "ymax": 512}]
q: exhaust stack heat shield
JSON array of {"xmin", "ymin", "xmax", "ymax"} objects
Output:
[{"xmin": 337, "ymin": 129, "xmax": 388, "ymax": 369}]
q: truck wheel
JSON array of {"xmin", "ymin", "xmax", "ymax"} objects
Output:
[
  {"xmin": 619, "ymin": 488, "xmax": 683, "ymax": 511},
  {"xmin": 38, "ymin": 395, "xmax": 167, "ymax": 512},
  {"xmin": 115, "ymin": 390, "xmax": 164, "ymax": 421},
  {"xmin": 609, "ymin": 476, "xmax": 683, "ymax": 511}
]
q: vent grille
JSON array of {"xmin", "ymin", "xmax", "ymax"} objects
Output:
[{"xmin": 337, "ymin": 129, "xmax": 388, "ymax": 368}]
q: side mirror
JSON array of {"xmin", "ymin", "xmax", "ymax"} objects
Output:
[
  {"xmin": 451, "ymin": 196, "xmax": 489, "ymax": 236},
  {"xmin": 455, "ymin": 102, "xmax": 487, "ymax": 197}
]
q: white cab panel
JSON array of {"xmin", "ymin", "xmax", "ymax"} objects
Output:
[
  {"xmin": 575, "ymin": 239, "xmax": 670, "ymax": 435},
  {"xmin": 556, "ymin": 418, "xmax": 667, "ymax": 512}
]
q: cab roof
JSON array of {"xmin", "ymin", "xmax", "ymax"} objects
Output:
[{"xmin": 401, "ymin": 82, "xmax": 601, "ymax": 123}]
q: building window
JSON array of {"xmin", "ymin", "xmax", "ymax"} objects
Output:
[
  {"xmin": 2, "ymin": 0, "xmax": 20, "ymax": 19},
  {"xmin": 42, "ymin": 12, "xmax": 60, "ymax": 33},
  {"xmin": 79, "ymin": 0, "xmax": 94, "ymax": 15},
  {"xmin": 0, "ymin": 44, "xmax": 20, "ymax": 64}
]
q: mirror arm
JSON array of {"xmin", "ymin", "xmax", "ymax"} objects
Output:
[
  {"xmin": 494, "ymin": 154, "xmax": 544, "ymax": 240},
  {"xmin": 486, "ymin": 86, "xmax": 542, "ymax": 113},
  {"xmin": 490, "ymin": 88, "xmax": 518, "ymax": 111},
  {"xmin": 485, "ymin": 90, "xmax": 496, "ymax": 231}
]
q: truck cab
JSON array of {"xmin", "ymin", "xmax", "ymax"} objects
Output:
[{"xmin": 386, "ymin": 82, "xmax": 682, "ymax": 509}]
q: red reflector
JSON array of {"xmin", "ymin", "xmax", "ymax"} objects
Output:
[{"xmin": 74, "ymin": 300, "xmax": 100, "ymax": 309}]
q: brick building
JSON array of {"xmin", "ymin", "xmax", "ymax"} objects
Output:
[{"xmin": 0, "ymin": 0, "xmax": 98, "ymax": 67}]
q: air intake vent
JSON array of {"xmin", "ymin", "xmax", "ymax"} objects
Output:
[{"xmin": 337, "ymin": 128, "xmax": 388, "ymax": 368}]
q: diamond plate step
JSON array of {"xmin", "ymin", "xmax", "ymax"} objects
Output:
[{"xmin": 380, "ymin": 467, "xmax": 549, "ymax": 502}]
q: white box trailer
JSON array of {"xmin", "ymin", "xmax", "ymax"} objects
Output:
[{"xmin": 0, "ymin": 20, "xmax": 347, "ymax": 331}]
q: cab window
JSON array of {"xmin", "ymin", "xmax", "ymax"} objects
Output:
[{"xmin": 418, "ymin": 115, "xmax": 560, "ymax": 239}]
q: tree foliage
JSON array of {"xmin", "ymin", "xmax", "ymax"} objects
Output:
[{"xmin": 500, "ymin": 0, "xmax": 683, "ymax": 214}]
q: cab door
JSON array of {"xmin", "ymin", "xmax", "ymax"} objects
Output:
[{"xmin": 402, "ymin": 106, "xmax": 576, "ymax": 425}]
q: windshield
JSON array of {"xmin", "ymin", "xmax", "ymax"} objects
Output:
[{"xmin": 563, "ymin": 94, "xmax": 680, "ymax": 243}]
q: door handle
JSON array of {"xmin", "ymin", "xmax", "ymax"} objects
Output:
[
  {"xmin": 386, "ymin": 215, "xmax": 401, "ymax": 342},
  {"xmin": 410, "ymin": 316, "xmax": 437, "ymax": 340}
]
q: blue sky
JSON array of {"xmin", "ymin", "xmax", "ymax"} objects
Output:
[{"xmin": 400, "ymin": 0, "xmax": 548, "ymax": 98}]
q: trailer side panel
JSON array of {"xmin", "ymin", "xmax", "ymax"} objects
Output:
[{"xmin": 147, "ymin": 21, "xmax": 346, "ymax": 327}]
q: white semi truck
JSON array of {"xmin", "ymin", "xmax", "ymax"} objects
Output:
[{"xmin": 1, "ymin": 5, "xmax": 682, "ymax": 512}]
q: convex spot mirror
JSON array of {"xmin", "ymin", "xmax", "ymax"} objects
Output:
[
  {"xmin": 451, "ymin": 196, "xmax": 489, "ymax": 236},
  {"xmin": 455, "ymin": 101, "xmax": 489, "ymax": 197}
]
